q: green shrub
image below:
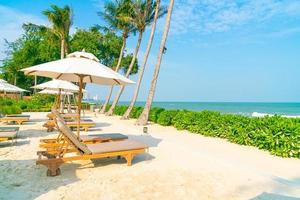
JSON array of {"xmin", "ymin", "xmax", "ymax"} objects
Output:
[
  {"xmin": 114, "ymin": 105, "xmax": 128, "ymax": 116},
  {"xmin": 149, "ymin": 107, "xmax": 165, "ymax": 123},
  {"xmin": 0, "ymin": 94, "xmax": 54, "ymax": 113},
  {"xmin": 172, "ymin": 110, "xmax": 300, "ymax": 158},
  {"xmin": 0, "ymin": 105, "xmax": 22, "ymax": 115},
  {"xmin": 157, "ymin": 110, "xmax": 179, "ymax": 126},
  {"xmin": 31, "ymin": 94, "xmax": 55, "ymax": 105},
  {"xmin": 129, "ymin": 107, "xmax": 143, "ymax": 119}
]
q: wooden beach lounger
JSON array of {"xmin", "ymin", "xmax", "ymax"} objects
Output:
[
  {"xmin": 40, "ymin": 133, "xmax": 128, "ymax": 149},
  {"xmin": 0, "ymin": 115, "xmax": 30, "ymax": 125},
  {"xmin": 37, "ymin": 120, "xmax": 148, "ymax": 176},
  {"xmin": 43, "ymin": 119, "xmax": 96, "ymax": 132},
  {"xmin": 41, "ymin": 111, "xmax": 127, "ymax": 148},
  {"xmin": 0, "ymin": 127, "xmax": 19, "ymax": 143},
  {"xmin": 47, "ymin": 113, "xmax": 78, "ymax": 120}
]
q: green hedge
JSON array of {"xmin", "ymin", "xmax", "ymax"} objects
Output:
[
  {"xmin": 109, "ymin": 105, "xmax": 300, "ymax": 158},
  {"xmin": 0, "ymin": 94, "xmax": 55, "ymax": 115}
]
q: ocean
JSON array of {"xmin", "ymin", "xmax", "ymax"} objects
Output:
[{"xmin": 84, "ymin": 100, "xmax": 300, "ymax": 117}]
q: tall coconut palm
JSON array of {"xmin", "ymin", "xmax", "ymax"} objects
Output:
[
  {"xmin": 122, "ymin": 0, "xmax": 162, "ymax": 119},
  {"xmin": 136, "ymin": 0, "xmax": 175, "ymax": 125},
  {"xmin": 106, "ymin": 0, "xmax": 166, "ymax": 116},
  {"xmin": 43, "ymin": 5, "xmax": 73, "ymax": 59},
  {"xmin": 99, "ymin": 0, "xmax": 135, "ymax": 114}
]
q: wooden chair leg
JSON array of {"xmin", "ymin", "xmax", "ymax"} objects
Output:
[
  {"xmin": 124, "ymin": 154, "xmax": 134, "ymax": 166},
  {"xmin": 37, "ymin": 158, "xmax": 64, "ymax": 177},
  {"xmin": 46, "ymin": 162, "xmax": 62, "ymax": 176}
]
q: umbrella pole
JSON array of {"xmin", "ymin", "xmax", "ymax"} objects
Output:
[
  {"xmin": 77, "ymin": 75, "xmax": 84, "ymax": 138},
  {"xmin": 58, "ymin": 89, "xmax": 61, "ymax": 110}
]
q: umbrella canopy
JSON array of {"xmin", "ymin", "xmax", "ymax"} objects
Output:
[
  {"xmin": 32, "ymin": 79, "xmax": 80, "ymax": 92},
  {"xmin": 0, "ymin": 79, "xmax": 27, "ymax": 93},
  {"xmin": 21, "ymin": 51, "xmax": 134, "ymax": 85},
  {"xmin": 21, "ymin": 51, "xmax": 134, "ymax": 137},
  {"xmin": 38, "ymin": 89, "xmax": 73, "ymax": 95}
]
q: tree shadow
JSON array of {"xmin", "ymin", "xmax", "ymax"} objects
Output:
[
  {"xmin": 29, "ymin": 118, "xmax": 46, "ymax": 123},
  {"xmin": 0, "ymin": 140, "xmax": 30, "ymax": 148},
  {"xmin": 88, "ymin": 153, "xmax": 155, "ymax": 168},
  {"xmin": 17, "ymin": 129, "xmax": 57, "ymax": 139},
  {"xmin": 127, "ymin": 134, "xmax": 162, "ymax": 148},
  {"xmin": 271, "ymin": 176, "xmax": 300, "ymax": 188},
  {"xmin": 94, "ymin": 122, "xmax": 111, "ymax": 128},
  {"xmin": 251, "ymin": 192, "xmax": 300, "ymax": 200},
  {"xmin": 0, "ymin": 159, "xmax": 80, "ymax": 200},
  {"xmin": 236, "ymin": 176, "xmax": 300, "ymax": 200}
]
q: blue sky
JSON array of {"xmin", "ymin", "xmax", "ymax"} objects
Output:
[{"xmin": 0, "ymin": 0, "xmax": 300, "ymax": 102}]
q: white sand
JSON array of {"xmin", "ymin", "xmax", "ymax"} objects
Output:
[{"xmin": 0, "ymin": 112, "xmax": 300, "ymax": 200}]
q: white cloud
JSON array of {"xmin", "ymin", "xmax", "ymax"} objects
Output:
[
  {"xmin": 169, "ymin": 0, "xmax": 300, "ymax": 35},
  {"xmin": 0, "ymin": 5, "xmax": 46, "ymax": 60}
]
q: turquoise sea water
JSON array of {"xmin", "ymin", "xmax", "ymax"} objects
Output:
[{"xmin": 85, "ymin": 100, "xmax": 300, "ymax": 116}]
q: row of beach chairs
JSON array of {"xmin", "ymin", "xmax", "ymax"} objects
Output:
[
  {"xmin": 37, "ymin": 109, "xmax": 148, "ymax": 176},
  {"xmin": 0, "ymin": 115, "xmax": 30, "ymax": 143},
  {"xmin": 44, "ymin": 113, "xmax": 96, "ymax": 132}
]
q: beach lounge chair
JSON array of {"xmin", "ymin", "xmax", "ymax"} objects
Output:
[
  {"xmin": 40, "ymin": 133, "xmax": 128, "ymax": 150},
  {"xmin": 44, "ymin": 109, "xmax": 95, "ymax": 132},
  {"xmin": 41, "ymin": 111, "xmax": 128, "ymax": 148},
  {"xmin": 0, "ymin": 115, "xmax": 30, "ymax": 125},
  {"xmin": 43, "ymin": 119, "xmax": 96, "ymax": 132},
  {"xmin": 47, "ymin": 113, "xmax": 79, "ymax": 120},
  {"xmin": 37, "ymin": 120, "xmax": 148, "ymax": 176},
  {"xmin": 0, "ymin": 127, "xmax": 19, "ymax": 143}
]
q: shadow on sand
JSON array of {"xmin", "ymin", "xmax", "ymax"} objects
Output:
[
  {"xmin": 127, "ymin": 134, "xmax": 162, "ymax": 148},
  {"xmin": 0, "ymin": 140, "xmax": 30, "ymax": 148},
  {"xmin": 17, "ymin": 129, "xmax": 57, "ymax": 139},
  {"xmin": 0, "ymin": 153, "xmax": 152, "ymax": 199},
  {"xmin": 0, "ymin": 159, "xmax": 81, "ymax": 200},
  {"xmin": 238, "ymin": 176, "xmax": 300, "ymax": 200},
  {"xmin": 251, "ymin": 192, "xmax": 300, "ymax": 200}
]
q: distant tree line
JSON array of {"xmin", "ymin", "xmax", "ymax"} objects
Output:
[{"xmin": 0, "ymin": 0, "xmax": 175, "ymax": 125}]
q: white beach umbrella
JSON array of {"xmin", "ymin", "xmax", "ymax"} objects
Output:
[
  {"xmin": 38, "ymin": 89, "xmax": 73, "ymax": 95},
  {"xmin": 21, "ymin": 51, "xmax": 134, "ymax": 85},
  {"xmin": 21, "ymin": 51, "xmax": 134, "ymax": 137},
  {"xmin": 0, "ymin": 79, "xmax": 27, "ymax": 93},
  {"xmin": 32, "ymin": 79, "xmax": 80, "ymax": 92}
]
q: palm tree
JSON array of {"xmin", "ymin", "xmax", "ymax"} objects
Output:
[
  {"xmin": 106, "ymin": 0, "xmax": 165, "ymax": 116},
  {"xmin": 122, "ymin": 0, "xmax": 162, "ymax": 119},
  {"xmin": 99, "ymin": 0, "xmax": 135, "ymax": 114},
  {"xmin": 136, "ymin": 0, "xmax": 175, "ymax": 125},
  {"xmin": 43, "ymin": 5, "xmax": 73, "ymax": 59}
]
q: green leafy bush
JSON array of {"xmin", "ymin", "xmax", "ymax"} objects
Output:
[
  {"xmin": 129, "ymin": 107, "xmax": 143, "ymax": 119},
  {"xmin": 0, "ymin": 94, "xmax": 54, "ymax": 114},
  {"xmin": 114, "ymin": 105, "xmax": 128, "ymax": 116},
  {"xmin": 110, "ymin": 105, "xmax": 300, "ymax": 158},
  {"xmin": 0, "ymin": 105, "xmax": 22, "ymax": 115},
  {"xmin": 149, "ymin": 107, "xmax": 165, "ymax": 123},
  {"xmin": 157, "ymin": 110, "xmax": 179, "ymax": 126}
]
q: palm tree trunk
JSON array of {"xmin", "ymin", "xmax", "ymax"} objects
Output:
[
  {"xmin": 122, "ymin": 0, "xmax": 161, "ymax": 120},
  {"xmin": 64, "ymin": 38, "xmax": 69, "ymax": 56},
  {"xmin": 61, "ymin": 38, "xmax": 65, "ymax": 59},
  {"xmin": 100, "ymin": 36, "xmax": 127, "ymax": 114},
  {"xmin": 136, "ymin": 0, "xmax": 174, "ymax": 126},
  {"xmin": 106, "ymin": 31, "xmax": 144, "ymax": 116}
]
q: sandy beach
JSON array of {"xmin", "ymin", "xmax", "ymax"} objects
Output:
[{"xmin": 0, "ymin": 112, "xmax": 300, "ymax": 200}]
